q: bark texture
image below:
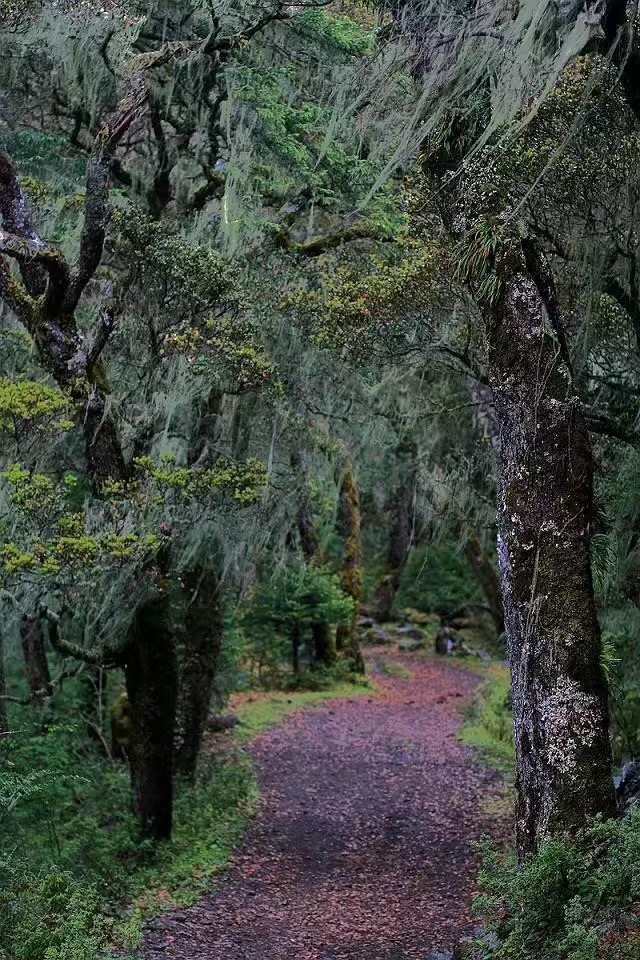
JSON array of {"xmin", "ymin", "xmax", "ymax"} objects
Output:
[
  {"xmin": 373, "ymin": 456, "xmax": 415, "ymax": 621},
  {"xmin": 175, "ymin": 567, "xmax": 223, "ymax": 779},
  {"xmin": 124, "ymin": 593, "xmax": 178, "ymax": 840},
  {"xmin": 0, "ymin": 630, "xmax": 7, "ymax": 733},
  {"xmin": 335, "ymin": 461, "xmax": 365, "ymax": 674},
  {"xmin": 488, "ymin": 238, "xmax": 615, "ymax": 855},
  {"xmin": 21, "ymin": 614, "xmax": 52, "ymax": 702}
]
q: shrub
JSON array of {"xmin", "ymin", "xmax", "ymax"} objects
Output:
[
  {"xmin": 476, "ymin": 812, "xmax": 640, "ymax": 960},
  {"xmin": 395, "ymin": 544, "xmax": 483, "ymax": 616}
]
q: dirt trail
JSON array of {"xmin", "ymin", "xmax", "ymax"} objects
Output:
[{"xmin": 140, "ymin": 649, "xmax": 504, "ymax": 960}]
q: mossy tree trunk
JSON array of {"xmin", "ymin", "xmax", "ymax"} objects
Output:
[
  {"xmin": 335, "ymin": 460, "xmax": 365, "ymax": 674},
  {"xmin": 488, "ymin": 237, "xmax": 615, "ymax": 857},
  {"xmin": 0, "ymin": 630, "xmax": 7, "ymax": 733},
  {"xmin": 292, "ymin": 447, "xmax": 337, "ymax": 666},
  {"xmin": 373, "ymin": 447, "xmax": 416, "ymax": 620},
  {"xmin": 175, "ymin": 566, "xmax": 223, "ymax": 779},
  {"xmin": 123, "ymin": 591, "xmax": 178, "ymax": 841},
  {"xmin": 464, "ymin": 532, "xmax": 504, "ymax": 635},
  {"xmin": 21, "ymin": 614, "xmax": 52, "ymax": 703}
]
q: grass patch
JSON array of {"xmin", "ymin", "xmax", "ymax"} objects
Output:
[
  {"xmin": 376, "ymin": 659, "xmax": 412, "ymax": 679},
  {"xmin": 459, "ymin": 661, "xmax": 514, "ymax": 775},
  {"xmin": 232, "ymin": 679, "xmax": 372, "ymax": 740}
]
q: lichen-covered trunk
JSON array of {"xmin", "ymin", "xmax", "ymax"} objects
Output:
[
  {"xmin": 124, "ymin": 594, "xmax": 177, "ymax": 841},
  {"xmin": 464, "ymin": 532, "xmax": 504, "ymax": 635},
  {"xmin": 488, "ymin": 239, "xmax": 615, "ymax": 856},
  {"xmin": 21, "ymin": 614, "xmax": 52, "ymax": 702},
  {"xmin": 335, "ymin": 461, "xmax": 365, "ymax": 674},
  {"xmin": 175, "ymin": 567, "xmax": 223, "ymax": 779}
]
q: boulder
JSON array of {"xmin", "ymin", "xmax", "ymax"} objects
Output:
[
  {"xmin": 435, "ymin": 626, "xmax": 460, "ymax": 655},
  {"xmin": 357, "ymin": 616, "xmax": 375, "ymax": 630},
  {"xmin": 361, "ymin": 625, "xmax": 394, "ymax": 646},
  {"xmin": 615, "ymin": 761, "xmax": 640, "ymax": 811},
  {"xmin": 398, "ymin": 636, "xmax": 424, "ymax": 652},
  {"xmin": 396, "ymin": 624, "xmax": 424, "ymax": 641},
  {"xmin": 404, "ymin": 608, "xmax": 431, "ymax": 625}
]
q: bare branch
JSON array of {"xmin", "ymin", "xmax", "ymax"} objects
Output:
[{"xmin": 584, "ymin": 408, "xmax": 640, "ymax": 447}]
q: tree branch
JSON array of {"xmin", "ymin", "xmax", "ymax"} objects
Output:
[
  {"xmin": 584, "ymin": 408, "xmax": 640, "ymax": 447},
  {"xmin": 0, "ymin": 229, "xmax": 70, "ymax": 313},
  {"xmin": 42, "ymin": 607, "xmax": 119, "ymax": 668}
]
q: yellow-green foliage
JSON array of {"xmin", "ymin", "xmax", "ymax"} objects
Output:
[
  {"xmin": 0, "ymin": 378, "xmax": 72, "ymax": 433},
  {"xmin": 293, "ymin": 239, "xmax": 453, "ymax": 358},
  {"xmin": 134, "ymin": 455, "xmax": 268, "ymax": 506},
  {"xmin": 0, "ymin": 467, "xmax": 160, "ymax": 576}
]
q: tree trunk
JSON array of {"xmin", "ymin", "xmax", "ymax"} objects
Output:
[
  {"xmin": 292, "ymin": 622, "xmax": 301, "ymax": 676},
  {"xmin": 175, "ymin": 566, "xmax": 223, "ymax": 779},
  {"xmin": 373, "ymin": 462, "xmax": 415, "ymax": 620},
  {"xmin": 292, "ymin": 447, "xmax": 337, "ymax": 667},
  {"xmin": 21, "ymin": 614, "xmax": 52, "ymax": 702},
  {"xmin": 0, "ymin": 629, "xmax": 8, "ymax": 733},
  {"xmin": 335, "ymin": 460, "xmax": 365, "ymax": 673},
  {"xmin": 488, "ymin": 237, "xmax": 615, "ymax": 857},
  {"xmin": 464, "ymin": 532, "xmax": 504, "ymax": 635},
  {"xmin": 123, "ymin": 593, "xmax": 177, "ymax": 841}
]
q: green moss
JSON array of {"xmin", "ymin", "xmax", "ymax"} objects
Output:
[
  {"xmin": 459, "ymin": 662, "xmax": 514, "ymax": 775},
  {"xmin": 376, "ymin": 659, "xmax": 412, "ymax": 679}
]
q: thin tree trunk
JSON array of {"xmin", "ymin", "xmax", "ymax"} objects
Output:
[
  {"xmin": 335, "ymin": 460, "xmax": 365, "ymax": 673},
  {"xmin": 21, "ymin": 614, "xmax": 52, "ymax": 702},
  {"xmin": 0, "ymin": 629, "xmax": 7, "ymax": 733},
  {"xmin": 175, "ymin": 566, "xmax": 223, "ymax": 779},
  {"xmin": 292, "ymin": 622, "xmax": 301, "ymax": 676},
  {"xmin": 488, "ymin": 237, "xmax": 615, "ymax": 856},
  {"xmin": 373, "ymin": 463, "xmax": 415, "ymax": 621},
  {"xmin": 123, "ymin": 592, "xmax": 178, "ymax": 841},
  {"xmin": 464, "ymin": 532, "xmax": 504, "ymax": 635},
  {"xmin": 292, "ymin": 447, "xmax": 337, "ymax": 666}
]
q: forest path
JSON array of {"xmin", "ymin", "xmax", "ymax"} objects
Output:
[{"xmin": 140, "ymin": 649, "xmax": 502, "ymax": 960}]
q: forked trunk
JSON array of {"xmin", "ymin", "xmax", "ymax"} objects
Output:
[
  {"xmin": 175, "ymin": 566, "xmax": 223, "ymax": 779},
  {"xmin": 123, "ymin": 593, "xmax": 177, "ymax": 841},
  {"xmin": 488, "ymin": 238, "xmax": 615, "ymax": 856}
]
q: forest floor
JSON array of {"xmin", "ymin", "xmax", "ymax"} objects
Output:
[{"xmin": 138, "ymin": 648, "xmax": 506, "ymax": 960}]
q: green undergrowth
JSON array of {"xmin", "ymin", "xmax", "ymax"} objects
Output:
[
  {"xmin": 0, "ymin": 670, "xmax": 372, "ymax": 959},
  {"xmin": 475, "ymin": 812, "xmax": 640, "ymax": 960},
  {"xmin": 234, "ymin": 677, "xmax": 372, "ymax": 740},
  {"xmin": 459, "ymin": 661, "xmax": 514, "ymax": 776},
  {"xmin": 376, "ymin": 658, "xmax": 412, "ymax": 679},
  {"xmin": 0, "ymin": 691, "xmax": 258, "ymax": 958}
]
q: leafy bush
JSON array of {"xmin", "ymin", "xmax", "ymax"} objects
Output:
[
  {"xmin": 476, "ymin": 813, "xmax": 640, "ymax": 960},
  {"xmin": 395, "ymin": 544, "xmax": 483, "ymax": 616},
  {"xmin": 241, "ymin": 563, "xmax": 354, "ymax": 685},
  {"xmin": 0, "ymin": 866, "xmax": 108, "ymax": 960}
]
